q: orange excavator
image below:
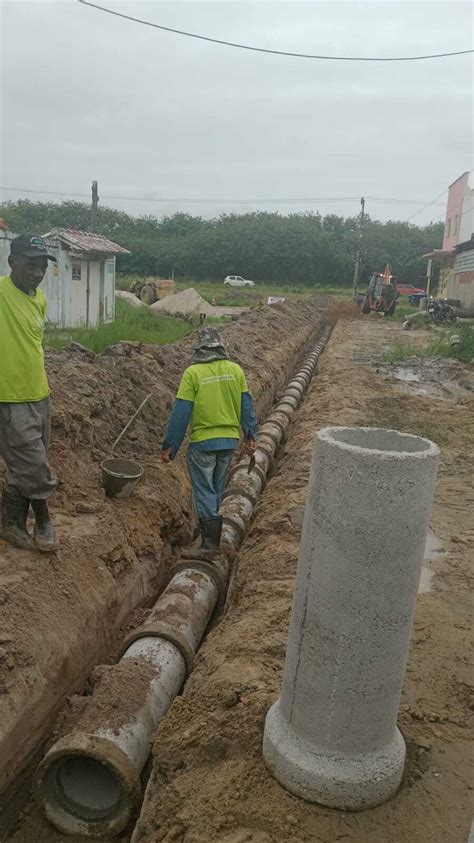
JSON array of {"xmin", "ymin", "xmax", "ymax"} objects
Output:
[{"xmin": 361, "ymin": 264, "xmax": 399, "ymax": 316}]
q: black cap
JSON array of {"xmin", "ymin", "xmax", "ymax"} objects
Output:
[{"xmin": 10, "ymin": 234, "xmax": 57, "ymax": 261}]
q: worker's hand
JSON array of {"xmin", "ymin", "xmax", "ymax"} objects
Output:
[
  {"xmin": 244, "ymin": 437, "xmax": 257, "ymax": 457},
  {"xmin": 160, "ymin": 447, "xmax": 172, "ymax": 463}
]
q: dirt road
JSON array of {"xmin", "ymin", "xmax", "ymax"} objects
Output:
[{"xmin": 130, "ymin": 317, "xmax": 473, "ymax": 843}]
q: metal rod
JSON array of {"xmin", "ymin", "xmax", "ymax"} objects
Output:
[{"xmin": 111, "ymin": 393, "xmax": 153, "ymax": 453}]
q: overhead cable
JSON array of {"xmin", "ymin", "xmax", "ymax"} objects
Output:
[
  {"xmin": 0, "ymin": 186, "xmax": 446, "ymax": 207},
  {"xmin": 77, "ymin": 1, "xmax": 473, "ymax": 62},
  {"xmin": 405, "ymin": 188, "xmax": 449, "ymax": 222}
]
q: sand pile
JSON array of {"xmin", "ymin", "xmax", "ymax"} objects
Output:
[
  {"xmin": 150, "ymin": 287, "xmax": 215, "ymax": 317},
  {"xmin": 115, "ymin": 289, "xmax": 147, "ymax": 308}
]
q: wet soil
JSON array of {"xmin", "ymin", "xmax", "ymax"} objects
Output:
[
  {"xmin": 0, "ymin": 301, "xmax": 324, "ymax": 821},
  {"xmin": 130, "ymin": 318, "xmax": 473, "ymax": 843}
]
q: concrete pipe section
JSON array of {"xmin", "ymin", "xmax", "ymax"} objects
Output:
[
  {"xmin": 37, "ymin": 571, "xmax": 218, "ymax": 837},
  {"xmin": 37, "ymin": 323, "xmax": 333, "ymax": 837},
  {"xmin": 263, "ymin": 426, "xmax": 439, "ymax": 811}
]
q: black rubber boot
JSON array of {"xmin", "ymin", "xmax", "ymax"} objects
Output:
[
  {"xmin": 30, "ymin": 499, "xmax": 58, "ymax": 552},
  {"xmin": 181, "ymin": 516, "xmax": 223, "ymax": 560},
  {"xmin": 2, "ymin": 487, "xmax": 34, "ymax": 550}
]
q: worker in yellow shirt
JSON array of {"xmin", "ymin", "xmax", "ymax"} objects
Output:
[
  {"xmin": 0, "ymin": 234, "xmax": 58, "ymax": 551},
  {"xmin": 161, "ymin": 327, "xmax": 257, "ymax": 560}
]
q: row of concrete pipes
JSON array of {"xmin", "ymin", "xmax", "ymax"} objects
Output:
[{"xmin": 36, "ymin": 323, "xmax": 333, "ymax": 837}]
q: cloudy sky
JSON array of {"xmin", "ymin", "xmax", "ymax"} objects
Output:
[{"xmin": 0, "ymin": 0, "xmax": 472, "ymax": 225}]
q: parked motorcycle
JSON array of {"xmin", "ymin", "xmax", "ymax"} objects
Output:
[{"xmin": 427, "ymin": 298, "xmax": 457, "ymax": 326}]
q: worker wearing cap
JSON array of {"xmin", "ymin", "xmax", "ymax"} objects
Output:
[
  {"xmin": 161, "ymin": 327, "xmax": 257, "ymax": 560},
  {"xmin": 0, "ymin": 234, "xmax": 58, "ymax": 551}
]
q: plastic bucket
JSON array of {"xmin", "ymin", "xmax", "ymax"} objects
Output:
[{"xmin": 101, "ymin": 458, "xmax": 144, "ymax": 499}]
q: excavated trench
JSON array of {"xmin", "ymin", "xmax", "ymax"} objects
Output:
[{"xmin": 0, "ymin": 300, "xmax": 333, "ymax": 839}]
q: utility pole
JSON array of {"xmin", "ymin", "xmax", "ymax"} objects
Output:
[
  {"xmin": 91, "ymin": 180, "xmax": 99, "ymax": 229},
  {"xmin": 352, "ymin": 196, "xmax": 365, "ymax": 299}
]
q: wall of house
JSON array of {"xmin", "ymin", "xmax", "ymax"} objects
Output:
[
  {"xmin": 41, "ymin": 245, "xmax": 67, "ymax": 326},
  {"xmin": 437, "ymin": 262, "xmax": 453, "ymax": 299},
  {"xmin": 459, "ymin": 186, "xmax": 474, "ymax": 244},
  {"xmin": 443, "ymin": 172, "xmax": 470, "ymax": 251},
  {"xmin": 450, "ymin": 248, "xmax": 474, "ymax": 308},
  {"xmin": 104, "ymin": 258, "xmax": 116, "ymax": 323}
]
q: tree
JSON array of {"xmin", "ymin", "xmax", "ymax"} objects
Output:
[{"xmin": 0, "ymin": 199, "xmax": 443, "ymax": 286}]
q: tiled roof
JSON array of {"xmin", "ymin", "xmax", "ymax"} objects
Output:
[{"xmin": 44, "ymin": 227, "xmax": 130, "ymax": 255}]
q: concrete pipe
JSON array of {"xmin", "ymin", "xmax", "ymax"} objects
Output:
[
  {"xmin": 287, "ymin": 383, "xmax": 305, "ymax": 401},
  {"xmin": 288, "ymin": 376, "xmax": 309, "ymax": 391},
  {"xmin": 272, "ymin": 404, "xmax": 294, "ymax": 421},
  {"xmin": 221, "ymin": 520, "xmax": 242, "ymax": 554},
  {"xmin": 220, "ymin": 493, "xmax": 255, "ymax": 528},
  {"xmin": 267, "ymin": 405, "xmax": 293, "ymax": 425},
  {"xmin": 287, "ymin": 376, "xmax": 307, "ymax": 388},
  {"xmin": 121, "ymin": 569, "xmax": 219, "ymax": 673},
  {"xmin": 257, "ymin": 436, "xmax": 279, "ymax": 461},
  {"xmin": 277, "ymin": 394, "xmax": 300, "ymax": 411},
  {"xmin": 259, "ymin": 420, "xmax": 287, "ymax": 443},
  {"xmin": 263, "ymin": 426, "xmax": 439, "ymax": 811},
  {"xmin": 167, "ymin": 558, "xmax": 229, "ymax": 610},
  {"xmin": 227, "ymin": 465, "xmax": 266, "ymax": 498},
  {"xmin": 254, "ymin": 448, "xmax": 272, "ymax": 476},
  {"xmin": 285, "ymin": 386, "xmax": 304, "ymax": 404},
  {"xmin": 38, "ymin": 571, "xmax": 218, "ymax": 837}
]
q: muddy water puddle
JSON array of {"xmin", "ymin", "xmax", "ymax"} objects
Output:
[{"xmin": 376, "ymin": 360, "xmax": 473, "ymax": 400}]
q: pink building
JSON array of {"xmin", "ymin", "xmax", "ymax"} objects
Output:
[
  {"xmin": 425, "ymin": 171, "xmax": 474, "ymax": 307},
  {"xmin": 442, "ymin": 172, "xmax": 470, "ymax": 251}
]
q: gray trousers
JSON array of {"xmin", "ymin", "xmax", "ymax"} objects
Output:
[{"xmin": 0, "ymin": 397, "xmax": 57, "ymax": 500}]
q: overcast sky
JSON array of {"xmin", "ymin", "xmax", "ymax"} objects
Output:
[{"xmin": 0, "ymin": 0, "xmax": 472, "ymax": 225}]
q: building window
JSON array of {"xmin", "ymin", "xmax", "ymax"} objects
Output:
[
  {"xmin": 72, "ymin": 263, "xmax": 81, "ymax": 280},
  {"xmin": 453, "ymin": 215, "xmax": 459, "ymax": 236},
  {"xmin": 446, "ymin": 218, "xmax": 451, "ymax": 238}
]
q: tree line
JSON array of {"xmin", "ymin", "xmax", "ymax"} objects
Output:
[{"xmin": 0, "ymin": 199, "xmax": 443, "ymax": 287}]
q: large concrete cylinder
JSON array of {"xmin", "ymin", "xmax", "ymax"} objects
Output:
[{"xmin": 263, "ymin": 426, "xmax": 439, "ymax": 810}]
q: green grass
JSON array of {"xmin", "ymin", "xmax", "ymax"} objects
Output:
[
  {"xmin": 116, "ymin": 274, "xmax": 353, "ymax": 307},
  {"xmin": 384, "ymin": 302, "xmax": 421, "ymax": 322},
  {"xmin": 385, "ymin": 326, "xmax": 474, "ymax": 364},
  {"xmin": 44, "ymin": 299, "xmax": 192, "ymax": 353}
]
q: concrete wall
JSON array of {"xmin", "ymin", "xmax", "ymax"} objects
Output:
[
  {"xmin": 451, "ymin": 247, "xmax": 474, "ymax": 308},
  {"xmin": 104, "ymin": 259, "xmax": 115, "ymax": 322},
  {"xmin": 443, "ymin": 173, "xmax": 470, "ymax": 251},
  {"xmin": 459, "ymin": 186, "xmax": 474, "ymax": 244}
]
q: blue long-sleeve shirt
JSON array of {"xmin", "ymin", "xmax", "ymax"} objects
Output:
[{"xmin": 162, "ymin": 392, "xmax": 257, "ymax": 459}]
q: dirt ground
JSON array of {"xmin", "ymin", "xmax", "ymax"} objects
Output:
[
  {"xmin": 0, "ymin": 301, "xmax": 324, "ymax": 824},
  {"xmin": 129, "ymin": 317, "xmax": 474, "ymax": 843}
]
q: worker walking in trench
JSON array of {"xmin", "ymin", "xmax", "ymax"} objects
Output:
[
  {"xmin": 0, "ymin": 234, "xmax": 58, "ymax": 551},
  {"xmin": 161, "ymin": 327, "xmax": 257, "ymax": 560}
]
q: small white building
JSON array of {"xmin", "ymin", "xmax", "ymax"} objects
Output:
[
  {"xmin": 0, "ymin": 227, "xmax": 129, "ymax": 328},
  {"xmin": 42, "ymin": 228, "xmax": 130, "ymax": 328}
]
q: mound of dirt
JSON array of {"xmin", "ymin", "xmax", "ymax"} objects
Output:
[{"xmin": 150, "ymin": 288, "xmax": 215, "ymax": 317}]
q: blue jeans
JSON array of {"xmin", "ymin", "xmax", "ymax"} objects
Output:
[{"xmin": 186, "ymin": 447, "xmax": 235, "ymax": 519}]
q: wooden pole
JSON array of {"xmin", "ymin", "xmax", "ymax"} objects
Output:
[{"xmin": 352, "ymin": 197, "xmax": 365, "ymax": 299}]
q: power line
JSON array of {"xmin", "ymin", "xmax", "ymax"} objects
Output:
[
  {"xmin": 77, "ymin": 1, "xmax": 474, "ymax": 62},
  {"xmin": 0, "ymin": 186, "xmax": 446, "ymax": 207},
  {"xmin": 405, "ymin": 169, "xmax": 473, "ymax": 222},
  {"xmin": 405, "ymin": 188, "xmax": 449, "ymax": 222}
]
